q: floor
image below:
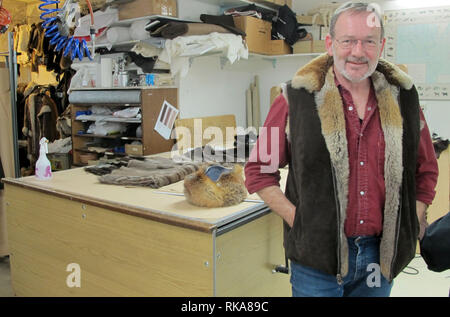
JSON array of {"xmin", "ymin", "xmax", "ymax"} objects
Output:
[
  {"xmin": 0, "ymin": 254, "xmax": 448, "ymax": 297},
  {"xmin": 0, "ymin": 256, "xmax": 14, "ymax": 297}
]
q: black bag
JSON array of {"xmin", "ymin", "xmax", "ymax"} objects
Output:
[
  {"xmin": 272, "ymin": 5, "xmax": 304, "ymax": 45},
  {"xmin": 420, "ymin": 211, "xmax": 450, "ymax": 272}
]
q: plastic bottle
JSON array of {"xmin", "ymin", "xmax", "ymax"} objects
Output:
[
  {"xmin": 113, "ymin": 62, "xmax": 119, "ymax": 87},
  {"xmin": 35, "ymin": 137, "xmax": 52, "ymax": 180}
]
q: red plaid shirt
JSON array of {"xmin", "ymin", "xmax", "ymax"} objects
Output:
[{"xmin": 245, "ymin": 81, "xmax": 438, "ymax": 237}]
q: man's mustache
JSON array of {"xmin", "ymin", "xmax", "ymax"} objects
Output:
[{"xmin": 346, "ymin": 57, "xmax": 369, "ymax": 63}]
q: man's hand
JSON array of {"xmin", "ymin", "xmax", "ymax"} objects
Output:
[
  {"xmin": 416, "ymin": 200, "xmax": 428, "ymax": 240},
  {"xmin": 257, "ymin": 186, "xmax": 296, "ymax": 228}
]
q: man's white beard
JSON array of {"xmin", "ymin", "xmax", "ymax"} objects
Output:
[
  {"xmin": 341, "ymin": 65, "xmax": 374, "ymax": 83},
  {"xmin": 332, "ymin": 45, "xmax": 378, "ymax": 83}
]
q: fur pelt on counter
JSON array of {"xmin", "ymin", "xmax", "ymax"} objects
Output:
[{"xmin": 184, "ymin": 164, "xmax": 247, "ymax": 208}]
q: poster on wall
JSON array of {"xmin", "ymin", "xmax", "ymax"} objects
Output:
[
  {"xmin": 383, "ymin": 6, "xmax": 450, "ymax": 100},
  {"xmin": 154, "ymin": 100, "xmax": 179, "ymax": 140}
]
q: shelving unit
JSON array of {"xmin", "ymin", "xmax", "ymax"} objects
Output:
[{"xmin": 71, "ymin": 87, "xmax": 178, "ymax": 166}]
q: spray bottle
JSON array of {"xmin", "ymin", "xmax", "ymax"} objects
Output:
[{"xmin": 35, "ymin": 137, "xmax": 52, "ymax": 180}]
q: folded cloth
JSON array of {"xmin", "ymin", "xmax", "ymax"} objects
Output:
[
  {"xmin": 145, "ymin": 17, "xmax": 194, "ymax": 33},
  {"xmin": 129, "ymin": 19, "xmax": 151, "ymax": 40},
  {"xmin": 149, "ymin": 18, "xmax": 235, "ymax": 39},
  {"xmin": 97, "ymin": 157, "xmax": 200, "ymax": 188},
  {"xmin": 159, "ymin": 33, "xmax": 248, "ymax": 77},
  {"xmin": 151, "ymin": 22, "xmax": 189, "ymax": 39},
  {"xmin": 106, "ymin": 27, "xmax": 131, "ymax": 44}
]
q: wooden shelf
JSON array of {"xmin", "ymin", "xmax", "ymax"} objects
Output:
[
  {"xmin": 71, "ymin": 88, "xmax": 178, "ymax": 165},
  {"xmin": 120, "ymin": 136, "xmax": 142, "ymax": 141},
  {"xmin": 75, "ymin": 117, "xmax": 142, "ymax": 124},
  {"xmin": 74, "ymin": 148, "xmax": 107, "ymax": 155},
  {"xmin": 74, "ymin": 133, "xmax": 124, "ymax": 139}
]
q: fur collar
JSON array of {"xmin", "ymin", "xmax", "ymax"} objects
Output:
[{"xmin": 291, "ymin": 53, "xmax": 413, "ymax": 92}]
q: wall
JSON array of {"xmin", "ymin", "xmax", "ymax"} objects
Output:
[{"xmin": 375, "ymin": 0, "xmax": 450, "ymax": 140}]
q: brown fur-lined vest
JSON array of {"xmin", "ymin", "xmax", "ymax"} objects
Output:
[{"xmin": 284, "ymin": 54, "xmax": 420, "ymax": 282}]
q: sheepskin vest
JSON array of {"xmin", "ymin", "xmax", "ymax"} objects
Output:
[{"xmin": 283, "ymin": 54, "xmax": 420, "ymax": 282}]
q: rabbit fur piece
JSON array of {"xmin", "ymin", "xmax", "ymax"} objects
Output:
[{"xmin": 184, "ymin": 164, "xmax": 248, "ymax": 208}]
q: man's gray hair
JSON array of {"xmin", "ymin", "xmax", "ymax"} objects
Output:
[{"xmin": 329, "ymin": 2, "xmax": 384, "ymax": 40}]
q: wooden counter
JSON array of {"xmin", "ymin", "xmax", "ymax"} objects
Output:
[{"xmin": 2, "ymin": 165, "xmax": 290, "ymax": 296}]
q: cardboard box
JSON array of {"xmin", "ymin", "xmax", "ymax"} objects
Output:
[
  {"xmin": 293, "ymin": 39, "xmax": 326, "ymax": 54},
  {"xmin": 118, "ymin": 0, "xmax": 177, "ymax": 21},
  {"xmin": 125, "ymin": 144, "xmax": 144, "ymax": 156},
  {"xmin": 297, "ymin": 15, "xmax": 325, "ymax": 26},
  {"xmin": 269, "ymin": 40, "xmax": 292, "ymax": 55},
  {"xmin": 312, "ymin": 40, "xmax": 326, "ymax": 53},
  {"xmin": 233, "ymin": 16, "xmax": 272, "ymax": 54},
  {"xmin": 293, "ymin": 40, "xmax": 312, "ymax": 53},
  {"xmin": 48, "ymin": 153, "xmax": 71, "ymax": 171}
]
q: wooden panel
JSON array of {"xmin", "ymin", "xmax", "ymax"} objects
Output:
[
  {"xmin": 215, "ymin": 212, "xmax": 291, "ymax": 296},
  {"xmin": 141, "ymin": 88, "xmax": 178, "ymax": 155},
  {"xmin": 0, "ymin": 190, "xmax": 8, "ymax": 256},
  {"xmin": 5, "ymin": 185, "xmax": 213, "ymax": 296},
  {"xmin": 174, "ymin": 114, "xmax": 237, "ymax": 149}
]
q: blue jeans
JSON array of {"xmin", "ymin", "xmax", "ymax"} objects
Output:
[{"xmin": 290, "ymin": 236, "xmax": 393, "ymax": 297}]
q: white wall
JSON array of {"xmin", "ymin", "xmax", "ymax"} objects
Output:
[
  {"xmin": 376, "ymin": 0, "xmax": 450, "ymax": 139},
  {"xmin": 176, "ymin": 0, "xmax": 449, "ymax": 138}
]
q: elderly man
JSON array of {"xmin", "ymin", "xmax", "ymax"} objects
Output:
[{"xmin": 244, "ymin": 2, "xmax": 438, "ymax": 297}]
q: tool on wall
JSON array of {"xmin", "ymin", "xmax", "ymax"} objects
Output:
[
  {"xmin": 39, "ymin": 0, "xmax": 95, "ymax": 61},
  {"xmin": 0, "ymin": 0, "xmax": 11, "ymax": 34}
]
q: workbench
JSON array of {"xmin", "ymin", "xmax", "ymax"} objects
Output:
[{"xmin": 2, "ymin": 163, "xmax": 291, "ymax": 296}]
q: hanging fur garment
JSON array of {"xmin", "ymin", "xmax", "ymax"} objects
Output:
[{"xmin": 22, "ymin": 90, "xmax": 59, "ymax": 165}]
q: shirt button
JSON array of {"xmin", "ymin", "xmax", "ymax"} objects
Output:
[
  {"xmin": 368, "ymin": 107, "xmax": 372, "ymax": 111},
  {"xmin": 360, "ymin": 191, "xmax": 365, "ymax": 196},
  {"xmin": 348, "ymin": 106, "xmax": 353, "ymax": 111},
  {"xmin": 360, "ymin": 220, "xmax": 364, "ymax": 224},
  {"xmin": 360, "ymin": 161, "xmax": 364, "ymax": 166}
]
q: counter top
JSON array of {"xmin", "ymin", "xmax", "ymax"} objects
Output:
[{"xmin": 3, "ymin": 164, "xmax": 288, "ymax": 233}]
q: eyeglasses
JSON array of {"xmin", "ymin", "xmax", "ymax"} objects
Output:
[{"xmin": 335, "ymin": 38, "xmax": 380, "ymax": 50}]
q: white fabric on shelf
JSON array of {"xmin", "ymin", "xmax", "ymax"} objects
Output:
[
  {"xmin": 106, "ymin": 27, "xmax": 132, "ymax": 44},
  {"xmin": 158, "ymin": 33, "xmax": 248, "ymax": 77},
  {"xmin": 129, "ymin": 20, "xmax": 151, "ymax": 40}
]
